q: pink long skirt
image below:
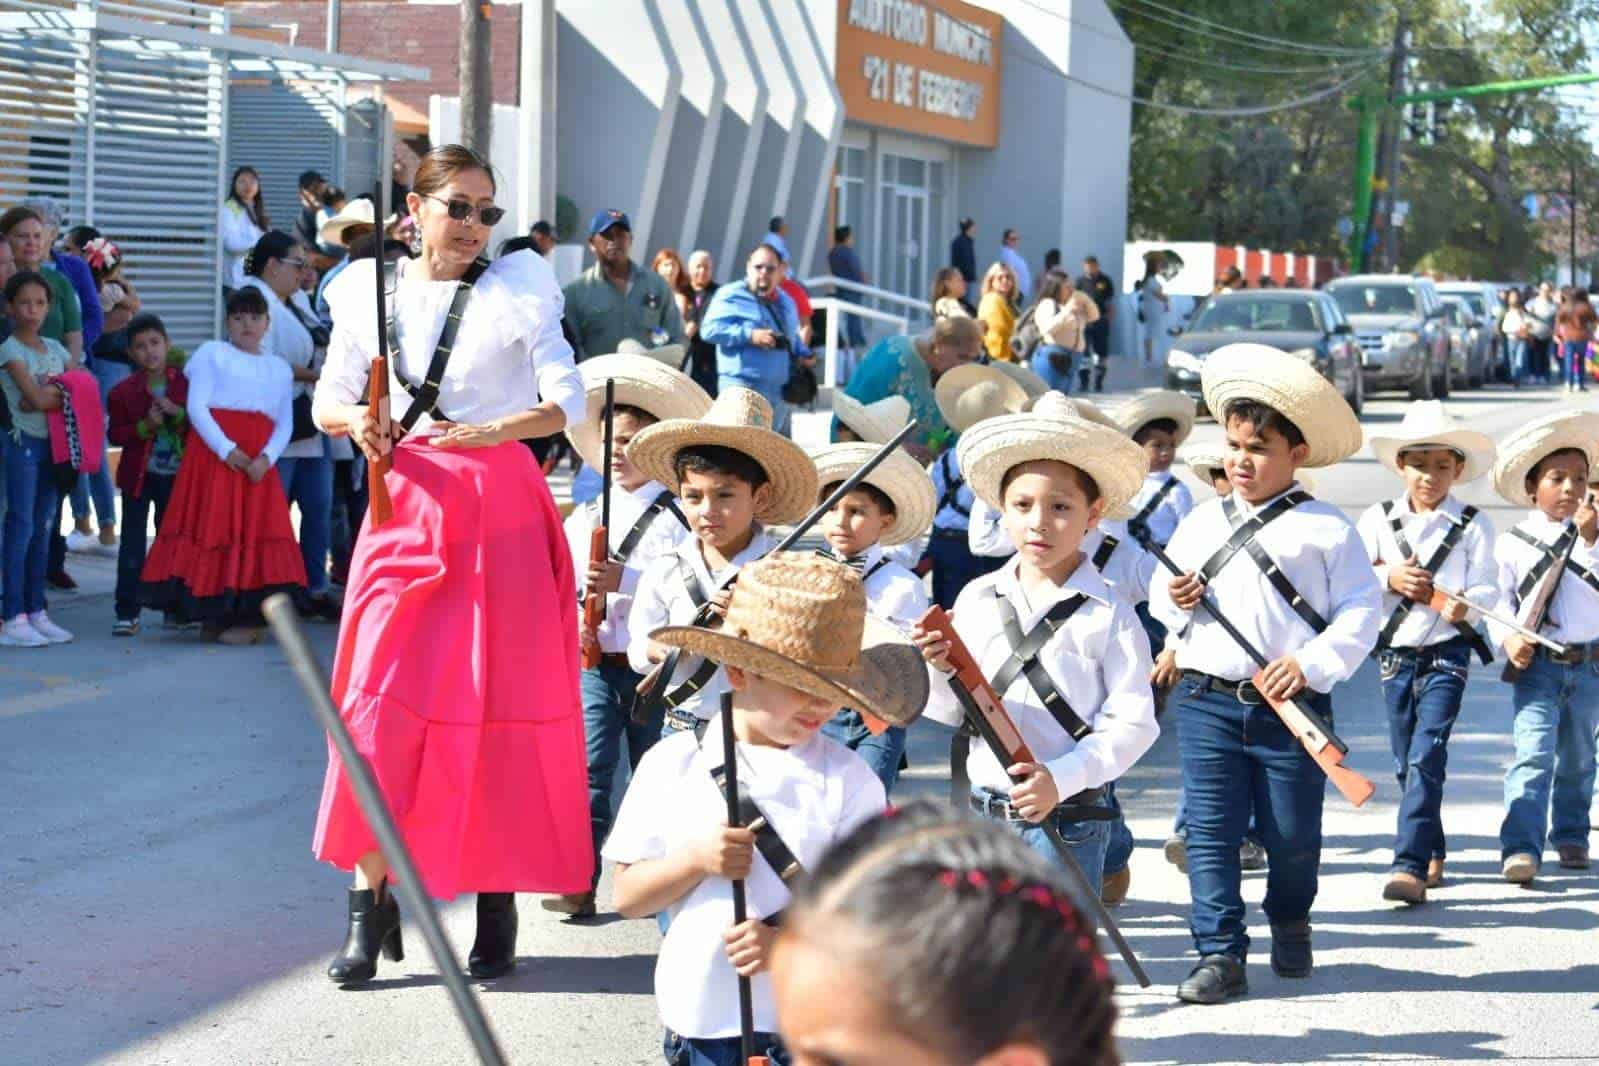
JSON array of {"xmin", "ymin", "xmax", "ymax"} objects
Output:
[{"xmin": 312, "ymin": 438, "xmax": 593, "ymax": 899}]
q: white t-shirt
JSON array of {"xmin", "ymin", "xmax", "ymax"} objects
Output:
[{"xmin": 602, "ymin": 715, "xmax": 886, "ymax": 1039}]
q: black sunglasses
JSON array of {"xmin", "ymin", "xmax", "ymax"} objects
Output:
[{"xmin": 423, "ymin": 194, "xmax": 506, "ymax": 227}]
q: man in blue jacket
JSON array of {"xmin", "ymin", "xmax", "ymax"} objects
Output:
[{"xmin": 700, "ymin": 242, "xmax": 811, "ymax": 436}]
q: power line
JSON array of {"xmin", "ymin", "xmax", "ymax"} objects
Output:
[
  {"xmin": 1130, "ymin": 35, "xmax": 1390, "ymax": 77},
  {"xmin": 1107, "ymin": 0, "xmax": 1389, "ymax": 59}
]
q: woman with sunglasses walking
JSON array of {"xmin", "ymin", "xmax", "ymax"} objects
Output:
[{"xmin": 310, "ymin": 145, "xmax": 592, "ymax": 984}]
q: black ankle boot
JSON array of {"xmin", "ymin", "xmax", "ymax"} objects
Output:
[
  {"xmin": 327, "ymin": 882, "xmax": 403, "ymax": 985},
  {"xmin": 1270, "ymin": 918, "xmax": 1313, "ymax": 978},
  {"xmin": 469, "ymin": 892, "xmax": 519, "ymax": 978}
]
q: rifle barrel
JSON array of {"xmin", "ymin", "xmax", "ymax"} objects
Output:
[{"xmin": 719, "ymin": 693, "xmax": 758, "ymax": 1060}]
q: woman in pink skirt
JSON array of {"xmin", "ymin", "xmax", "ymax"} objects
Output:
[{"xmin": 311, "ymin": 145, "xmax": 589, "ymax": 984}]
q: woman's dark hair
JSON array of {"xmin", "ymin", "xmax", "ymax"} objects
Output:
[
  {"xmin": 65, "ymin": 224, "xmax": 101, "ymax": 250},
  {"xmin": 1527, "ymin": 447, "xmax": 1590, "ymax": 493},
  {"xmin": 929, "ymin": 266, "xmax": 965, "ymax": 308},
  {"xmin": 821, "ymin": 479, "xmax": 897, "ymax": 517},
  {"xmin": 1000, "ymin": 460, "xmax": 1101, "ymax": 504},
  {"xmin": 0, "ymin": 206, "xmax": 43, "ymax": 237},
  {"xmin": 126, "ymin": 311, "xmax": 168, "ymax": 343},
  {"xmin": 1033, "ymin": 268, "xmax": 1073, "ymax": 306},
  {"xmin": 785, "ymin": 801, "xmax": 1120, "ymax": 1066},
  {"xmin": 673, "ymin": 444, "xmax": 769, "ymax": 490},
  {"xmin": 225, "ymin": 285, "xmax": 270, "ymax": 318},
  {"xmin": 412, "ymin": 144, "xmax": 496, "ymax": 199},
  {"xmin": 4, "ymin": 269, "xmax": 53, "ymax": 306},
  {"xmin": 320, "ymin": 184, "xmax": 346, "ymax": 208},
  {"xmin": 1043, "ymin": 248, "xmax": 1062, "ymax": 272},
  {"xmin": 1222, "ymin": 398, "xmax": 1306, "ymax": 449},
  {"xmin": 498, "ymin": 235, "xmax": 537, "ymax": 258},
  {"xmin": 226, "ymin": 165, "xmax": 269, "ymax": 229},
  {"xmin": 243, "ymin": 230, "xmax": 299, "ymax": 279},
  {"xmin": 1133, "ymin": 417, "xmax": 1180, "ymax": 444}
]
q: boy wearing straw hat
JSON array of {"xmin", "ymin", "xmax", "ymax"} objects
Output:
[
  {"xmin": 1358, "ymin": 400, "xmax": 1498, "ymax": 905},
  {"xmin": 912, "ymin": 392, "xmax": 1160, "ymax": 899},
  {"xmin": 548, "ymin": 354, "xmax": 712, "ymax": 918},
  {"xmin": 1487, "ymin": 409, "xmax": 1599, "ymax": 885},
  {"xmin": 625, "ymin": 387, "xmax": 820, "ymax": 737},
  {"xmin": 831, "ymin": 392, "xmax": 911, "ymax": 446},
  {"xmin": 1151, "ymin": 344, "xmax": 1379, "ymax": 1004},
  {"xmin": 604, "ymin": 552, "xmax": 926, "ymax": 1065},
  {"xmin": 1107, "ymin": 389, "xmax": 1197, "ymax": 551},
  {"xmin": 811, "ymin": 442, "xmax": 937, "ymax": 791}
]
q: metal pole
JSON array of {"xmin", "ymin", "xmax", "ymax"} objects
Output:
[
  {"xmin": 1350, "ymin": 96, "xmax": 1378, "ymax": 270},
  {"xmin": 1378, "ymin": 14, "xmax": 1408, "ymax": 271},
  {"xmin": 326, "ymin": 0, "xmax": 340, "ymax": 52},
  {"xmin": 1571, "ymin": 156, "xmax": 1579, "ymax": 289},
  {"xmin": 460, "ymin": 0, "xmax": 492, "ymax": 155}
]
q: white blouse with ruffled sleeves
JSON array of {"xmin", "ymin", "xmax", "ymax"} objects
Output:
[
  {"xmin": 183, "ymin": 340, "xmax": 296, "ymax": 464},
  {"xmin": 316, "ymin": 250, "xmax": 585, "ymax": 437}
]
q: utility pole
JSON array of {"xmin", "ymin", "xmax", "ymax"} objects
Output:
[
  {"xmin": 460, "ymin": 0, "xmax": 492, "ymax": 156},
  {"xmin": 1570, "ymin": 155, "xmax": 1579, "ymax": 287},
  {"xmin": 1376, "ymin": 13, "xmax": 1408, "ymax": 271}
]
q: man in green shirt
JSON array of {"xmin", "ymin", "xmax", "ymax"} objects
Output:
[{"xmin": 561, "ymin": 209, "xmax": 683, "ymax": 361}]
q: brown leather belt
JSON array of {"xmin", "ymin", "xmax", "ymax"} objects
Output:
[
  {"xmin": 598, "ymin": 652, "xmax": 632, "ymax": 670},
  {"xmin": 1539, "ymin": 641, "xmax": 1599, "ymax": 666},
  {"xmin": 969, "ymin": 786, "xmax": 1113, "ymax": 823},
  {"xmin": 1183, "ymin": 670, "xmax": 1264, "ymax": 705}
]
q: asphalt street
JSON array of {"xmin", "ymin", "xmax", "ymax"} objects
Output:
[{"xmin": 4, "ymin": 377, "xmax": 1598, "ymax": 1066}]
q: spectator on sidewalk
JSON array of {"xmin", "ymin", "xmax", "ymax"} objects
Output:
[
  {"xmin": 651, "ymin": 248, "xmax": 694, "ymax": 358},
  {"xmin": 977, "ymin": 261, "xmax": 1018, "ymax": 362},
  {"xmin": 950, "ymin": 217, "xmax": 976, "ymax": 284},
  {"xmin": 529, "ymin": 220, "xmax": 556, "ymax": 257},
  {"xmin": 562, "ymin": 209, "xmax": 683, "ymax": 360},
  {"xmin": 22, "ymin": 198, "xmax": 101, "ymax": 352},
  {"xmin": 701, "ymin": 242, "xmax": 809, "ymax": 435},
  {"xmin": 685, "ymin": 250, "xmax": 719, "ymax": 396},
  {"xmin": 1077, "ymin": 254, "xmax": 1116, "ymax": 393},
  {"xmin": 0, "ymin": 238, "xmax": 15, "ymax": 344},
  {"xmin": 828, "ymin": 225, "xmax": 869, "ymax": 359},
  {"xmin": 1555, "ymin": 288, "xmax": 1595, "ymax": 393},
  {"xmin": 769, "ymin": 240, "xmax": 814, "ymax": 348},
  {"xmin": 315, "ymin": 185, "xmax": 348, "ymax": 265},
  {"xmin": 842, "ymin": 315, "xmax": 983, "ymax": 461},
  {"xmin": 222, "ymin": 167, "xmax": 268, "ymax": 293},
  {"xmin": 997, "ymin": 228, "xmax": 1031, "ymax": 305},
  {"xmin": 1527, "ymin": 281, "xmax": 1558, "ymax": 384},
  {"xmin": 295, "ymin": 170, "xmax": 331, "ymax": 270},
  {"xmin": 930, "ymin": 266, "xmax": 973, "ymax": 319},
  {"xmin": 1028, "ymin": 269, "xmax": 1099, "ymax": 395},
  {"xmin": 1502, "ymin": 288, "xmax": 1531, "ymax": 386}
]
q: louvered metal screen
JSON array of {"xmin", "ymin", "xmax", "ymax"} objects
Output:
[{"xmin": 226, "ymin": 76, "xmax": 342, "ymax": 237}]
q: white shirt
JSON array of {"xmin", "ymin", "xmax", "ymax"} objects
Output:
[
  {"xmin": 1082, "ymin": 528, "xmax": 1156, "ymax": 605},
  {"xmin": 628, "ymin": 528, "xmax": 780, "ymax": 719},
  {"xmin": 967, "ymin": 497, "xmax": 1010, "ymax": 558},
  {"xmin": 602, "ymin": 716, "xmax": 885, "ymax": 1040},
  {"xmin": 1104, "ymin": 470, "xmax": 1193, "ymax": 549},
  {"xmin": 183, "ymin": 341, "xmax": 295, "ymax": 465},
  {"xmin": 245, "ymin": 278, "xmax": 325, "ymax": 460},
  {"xmin": 924, "ymin": 557, "xmax": 1158, "ymax": 798},
  {"xmin": 318, "ymin": 250, "xmax": 585, "ymax": 437},
  {"xmin": 1150, "ymin": 487, "xmax": 1381, "ymax": 691},
  {"xmin": 998, "ymin": 245, "xmax": 1032, "ymax": 303},
  {"xmin": 563, "ymin": 481, "xmax": 693, "ymax": 655},
  {"xmin": 220, "ymin": 201, "xmax": 263, "ymax": 290},
  {"xmin": 930, "ymin": 449, "xmax": 975, "ymax": 533},
  {"xmin": 1489, "ymin": 512, "xmax": 1599, "ymax": 647},
  {"xmin": 1357, "ymin": 495, "xmax": 1498, "ymax": 650},
  {"xmin": 839, "ymin": 544, "xmax": 930, "ymax": 630},
  {"xmin": 1527, "ymin": 295, "xmax": 1557, "ymax": 338}
]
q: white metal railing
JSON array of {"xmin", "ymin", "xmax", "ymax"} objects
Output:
[
  {"xmin": 812, "ymin": 297, "xmax": 907, "ymax": 389},
  {"xmin": 804, "ymin": 273, "xmax": 931, "ymax": 323}
]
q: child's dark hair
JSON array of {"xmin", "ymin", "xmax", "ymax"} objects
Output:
[
  {"xmin": 1223, "ymin": 398, "xmax": 1306, "ymax": 449},
  {"xmin": 608, "ymin": 402, "xmax": 657, "ymax": 428},
  {"xmin": 999, "ymin": 460, "xmax": 1101, "ymax": 503},
  {"xmin": 320, "ymin": 184, "xmax": 346, "ymax": 208},
  {"xmin": 785, "ymin": 800, "xmax": 1120, "ymax": 1066},
  {"xmin": 1527, "ymin": 447, "xmax": 1590, "ymax": 493},
  {"xmin": 673, "ymin": 444, "xmax": 768, "ymax": 489},
  {"xmin": 126, "ymin": 312, "xmax": 168, "ymax": 344},
  {"xmin": 4, "ymin": 270, "xmax": 53, "ymax": 307},
  {"xmin": 1133, "ymin": 417, "xmax": 1179, "ymax": 445},
  {"xmin": 821, "ymin": 479, "xmax": 897, "ymax": 517},
  {"xmin": 225, "ymin": 285, "xmax": 270, "ymax": 319}
]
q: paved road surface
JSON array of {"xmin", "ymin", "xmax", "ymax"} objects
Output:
[{"xmin": 5, "ymin": 382, "xmax": 1598, "ymax": 1065}]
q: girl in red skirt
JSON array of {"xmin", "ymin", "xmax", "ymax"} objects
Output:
[
  {"xmin": 140, "ymin": 284, "xmax": 306, "ymax": 645},
  {"xmin": 311, "ymin": 145, "xmax": 590, "ymax": 984}
]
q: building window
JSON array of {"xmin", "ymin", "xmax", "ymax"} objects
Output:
[{"xmin": 834, "ymin": 145, "xmax": 866, "ymax": 237}]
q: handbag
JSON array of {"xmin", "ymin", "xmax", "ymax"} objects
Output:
[
  {"xmin": 291, "ymin": 392, "xmax": 318, "ymax": 441},
  {"xmin": 782, "ymin": 361, "xmax": 819, "ymax": 406},
  {"xmin": 1008, "ymin": 304, "xmax": 1042, "ymax": 362},
  {"xmin": 1048, "ymin": 349, "xmax": 1073, "ymax": 374}
]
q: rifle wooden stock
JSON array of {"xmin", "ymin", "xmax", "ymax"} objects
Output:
[
  {"xmin": 367, "ymin": 356, "xmax": 394, "ymax": 527},
  {"xmin": 1501, "ymin": 525, "xmax": 1579, "ymax": 682},
  {"xmin": 580, "ymin": 526, "xmax": 608, "ymax": 670}
]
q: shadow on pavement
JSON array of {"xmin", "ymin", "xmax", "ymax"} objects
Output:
[{"xmin": 1119, "ymin": 1026, "xmax": 1504, "ymax": 1063}]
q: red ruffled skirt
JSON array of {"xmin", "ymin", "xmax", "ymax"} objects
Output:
[
  {"xmin": 311, "ymin": 438, "xmax": 592, "ymax": 898},
  {"xmin": 141, "ymin": 410, "xmax": 306, "ymax": 621}
]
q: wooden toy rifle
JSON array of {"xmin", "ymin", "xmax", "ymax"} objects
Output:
[
  {"xmin": 718, "ymin": 693, "xmax": 768, "ymax": 1065},
  {"xmin": 1500, "ymin": 522, "xmax": 1580, "ymax": 682},
  {"xmin": 580, "ymin": 380, "xmax": 614, "ymax": 670},
  {"xmin": 367, "ymin": 180, "xmax": 394, "ymax": 527}
]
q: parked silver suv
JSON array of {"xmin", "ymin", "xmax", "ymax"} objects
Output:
[{"xmin": 1325, "ymin": 275, "xmax": 1453, "ymax": 399}]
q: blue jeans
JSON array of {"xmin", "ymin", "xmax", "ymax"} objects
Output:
[
  {"xmin": 821, "ymin": 708, "xmax": 905, "ymax": 794},
  {"xmin": 1031, "ymin": 345, "xmax": 1078, "ymax": 394},
  {"xmin": 581, "ymin": 660, "xmax": 664, "ymax": 890},
  {"xmin": 277, "ymin": 447, "xmax": 333, "ymax": 596},
  {"xmin": 5, "ymin": 434, "xmax": 60, "ymax": 619},
  {"xmin": 1562, "ymin": 340, "xmax": 1589, "ymax": 389},
  {"xmin": 69, "ymin": 358, "xmax": 129, "ymax": 529},
  {"xmin": 1509, "ymin": 337, "xmax": 1529, "ymax": 383},
  {"xmin": 1175, "ymin": 677, "xmax": 1328, "ymax": 960},
  {"xmin": 1379, "ymin": 638, "xmax": 1470, "ymax": 877},
  {"xmin": 1103, "ymin": 780, "xmax": 1136, "ymax": 877},
  {"xmin": 838, "ymin": 290, "xmax": 867, "ymax": 349},
  {"xmin": 115, "ymin": 476, "xmax": 175, "ymax": 621},
  {"xmin": 720, "ymin": 374, "xmax": 791, "ymax": 437},
  {"xmin": 975, "ymin": 788, "xmax": 1114, "ymax": 911},
  {"xmin": 927, "ymin": 527, "xmax": 1005, "ymax": 609},
  {"xmin": 663, "ymin": 1030, "xmax": 788, "ymax": 1066},
  {"xmin": 1500, "ymin": 652, "xmax": 1599, "ymax": 865}
]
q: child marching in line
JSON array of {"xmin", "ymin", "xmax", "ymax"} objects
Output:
[
  {"xmin": 772, "ymin": 799, "xmax": 1121, "ymax": 1066},
  {"xmin": 1487, "ymin": 409, "xmax": 1599, "ymax": 885},
  {"xmin": 546, "ymin": 353, "xmax": 712, "ymax": 919},
  {"xmin": 1151, "ymin": 344, "xmax": 1379, "ymax": 1004},
  {"xmin": 829, "ymin": 391, "xmax": 924, "ymax": 571},
  {"xmin": 604, "ymin": 552, "xmax": 926, "ymax": 1066},
  {"xmin": 811, "ymin": 442, "xmax": 936, "ymax": 792},
  {"xmin": 1359, "ymin": 401, "xmax": 1498, "ymax": 904},
  {"xmin": 626, "ymin": 388, "xmax": 819, "ymax": 736},
  {"xmin": 1107, "ymin": 390, "xmax": 1196, "ymax": 550},
  {"xmin": 912, "ymin": 392, "xmax": 1160, "ymax": 899}
]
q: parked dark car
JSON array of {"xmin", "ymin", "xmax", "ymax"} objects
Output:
[{"xmin": 1165, "ymin": 289, "xmax": 1364, "ymax": 415}]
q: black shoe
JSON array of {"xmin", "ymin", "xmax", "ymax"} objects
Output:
[
  {"xmin": 327, "ymin": 882, "xmax": 403, "ymax": 985},
  {"xmin": 47, "ymin": 570, "xmax": 77, "ymax": 592},
  {"xmin": 468, "ymin": 892, "xmax": 519, "ymax": 978},
  {"xmin": 1270, "ymin": 919, "xmax": 1313, "ymax": 978},
  {"xmin": 1177, "ymin": 954, "xmax": 1248, "ymax": 1004}
]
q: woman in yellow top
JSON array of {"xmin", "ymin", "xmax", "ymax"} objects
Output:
[{"xmin": 976, "ymin": 262, "xmax": 1018, "ymax": 362}]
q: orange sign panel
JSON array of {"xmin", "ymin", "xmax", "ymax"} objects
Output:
[{"xmin": 836, "ymin": 0, "xmax": 1004, "ymax": 148}]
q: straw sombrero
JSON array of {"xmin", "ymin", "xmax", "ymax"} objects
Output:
[
  {"xmin": 811, "ymin": 443, "xmax": 936, "ymax": 546},
  {"xmin": 1490, "ymin": 408, "xmax": 1599, "ymax": 508},
  {"xmin": 1200, "ymin": 343, "xmax": 1362, "ymax": 468},
  {"xmin": 565, "ymin": 353, "xmax": 712, "ymax": 471},
  {"xmin": 935, "ymin": 363, "xmax": 1029, "ymax": 432},
  {"xmin": 1368, "ymin": 400, "xmax": 1495, "ymax": 483},
  {"xmin": 1179, "ymin": 441, "xmax": 1314, "ymax": 494},
  {"xmin": 833, "ymin": 393, "xmax": 911, "ymax": 444},
  {"xmin": 615, "ymin": 337, "xmax": 690, "ymax": 370},
  {"xmin": 1066, "ymin": 395, "xmax": 1123, "ymax": 432},
  {"xmin": 1112, "ymin": 389, "xmax": 1196, "ymax": 445},
  {"xmin": 989, "ymin": 360, "xmax": 1049, "ymax": 403},
  {"xmin": 651, "ymin": 552, "xmax": 929, "ymax": 727},
  {"xmin": 626, "ymin": 387, "xmax": 819, "ymax": 524},
  {"xmin": 956, "ymin": 392, "xmax": 1149, "ymax": 519}
]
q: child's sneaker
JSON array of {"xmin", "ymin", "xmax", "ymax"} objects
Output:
[
  {"xmin": 0, "ymin": 616, "xmax": 49, "ymax": 648},
  {"xmin": 65, "ymin": 530, "xmax": 97, "ymax": 554},
  {"xmin": 113, "ymin": 619, "xmax": 139, "ymax": 637},
  {"xmin": 28, "ymin": 612, "xmax": 74, "ymax": 644}
]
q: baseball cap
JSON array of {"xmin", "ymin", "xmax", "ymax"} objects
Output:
[
  {"xmin": 588, "ymin": 209, "xmax": 631, "ymax": 238},
  {"xmin": 764, "ymin": 233, "xmax": 790, "ymax": 263}
]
